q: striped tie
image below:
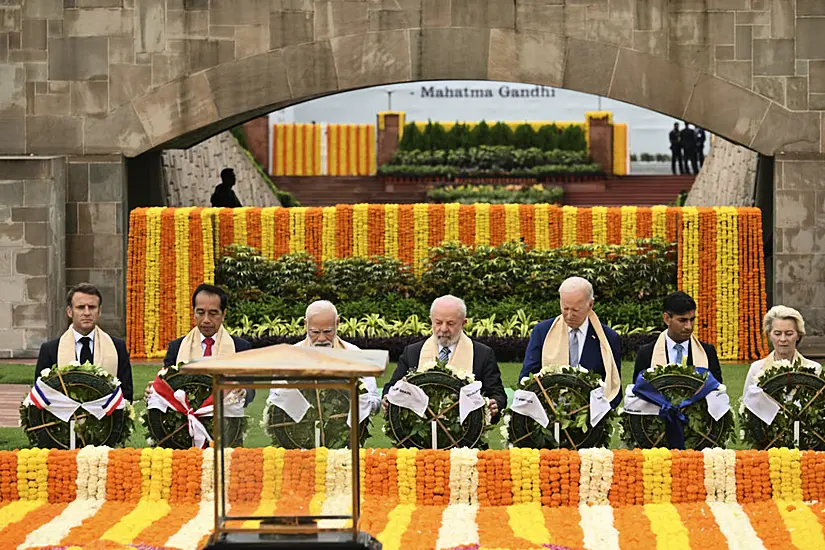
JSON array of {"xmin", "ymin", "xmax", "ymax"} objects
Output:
[{"xmin": 439, "ymin": 347, "xmax": 451, "ymax": 362}]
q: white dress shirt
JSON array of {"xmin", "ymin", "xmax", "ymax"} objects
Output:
[
  {"xmin": 665, "ymin": 333, "xmax": 688, "ymax": 364},
  {"xmin": 73, "ymin": 327, "xmax": 94, "ymax": 361},
  {"xmin": 199, "ymin": 330, "xmax": 212, "ymax": 355},
  {"xmin": 568, "ymin": 317, "xmax": 590, "ymax": 364}
]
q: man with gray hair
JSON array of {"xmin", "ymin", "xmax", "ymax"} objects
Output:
[
  {"xmin": 284, "ymin": 299, "xmax": 381, "ymax": 412},
  {"xmin": 520, "ymin": 277, "xmax": 622, "ymax": 407},
  {"xmin": 382, "ymin": 295, "xmax": 507, "ymax": 422}
]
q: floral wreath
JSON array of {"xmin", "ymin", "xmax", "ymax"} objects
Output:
[
  {"xmin": 20, "ymin": 361, "xmax": 135, "ymax": 449},
  {"xmin": 263, "ymin": 380, "xmax": 371, "ymax": 449},
  {"xmin": 741, "ymin": 358, "xmax": 825, "ymax": 450},
  {"xmin": 503, "ymin": 364, "xmax": 616, "ymax": 450},
  {"xmin": 141, "ymin": 363, "xmax": 248, "ymax": 448},
  {"xmin": 385, "ymin": 360, "xmax": 491, "ymax": 450},
  {"xmin": 620, "ymin": 362, "xmax": 732, "ymax": 449}
]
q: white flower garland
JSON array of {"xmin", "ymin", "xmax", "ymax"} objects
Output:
[
  {"xmin": 164, "ymin": 501, "xmax": 214, "ymax": 550},
  {"xmin": 76, "ymin": 446, "xmax": 109, "ymax": 500},
  {"xmin": 701, "ymin": 448, "xmax": 737, "ymax": 503},
  {"xmin": 20, "ymin": 498, "xmax": 105, "ymax": 548},
  {"xmin": 578, "ymin": 448, "xmax": 613, "ymax": 505},
  {"xmin": 499, "ymin": 413, "xmax": 512, "ymax": 447},
  {"xmin": 435, "ymin": 504, "xmax": 479, "ymax": 550},
  {"xmin": 578, "ymin": 503, "xmax": 621, "ymax": 550},
  {"xmin": 325, "ymin": 449, "xmax": 352, "ymax": 498},
  {"xmin": 418, "ymin": 360, "xmax": 476, "ymax": 383},
  {"xmin": 449, "ymin": 448, "xmax": 479, "ymax": 505}
]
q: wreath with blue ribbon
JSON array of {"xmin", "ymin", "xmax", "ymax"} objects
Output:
[{"xmin": 621, "ymin": 363, "xmax": 732, "ymax": 449}]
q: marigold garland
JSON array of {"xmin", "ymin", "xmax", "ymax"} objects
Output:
[{"xmin": 127, "ymin": 205, "xmax": 769, "ymax": 360}]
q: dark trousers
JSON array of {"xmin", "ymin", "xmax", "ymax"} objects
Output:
[
  {"xmin": 697, "ymin": 145, "xmax": 705, "ymax": 167},
  {"xmin": 684, "ymin": 148, "xmax": 698, "ymax": 175},
  {"xmin": 671, "ymin": 148, "xmax": 684, "ymax": 175}
]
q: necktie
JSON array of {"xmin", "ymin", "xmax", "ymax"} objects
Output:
[
  {"xmin": 79, "ymin": 337, "xmax": 93, "ymax": 365},
  {"xmin": 204, "ymin": 337, "xmax": 215, "ymax": 357},
  {"xmin": 568, "ymin": 329, "xmax": 579, "ymax": 367},
  {"xmin": 439, "ymin": 347, "xmax": 451, "ymax": 362},
  {"xmin": 674, "ymin": 343, "xmax": 685, "ymax": 365}
]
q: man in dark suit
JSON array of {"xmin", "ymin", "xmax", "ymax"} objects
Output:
[
  {"xmin": 35, "ymin": 283, "xmax": 133, "ymax": 401},
  {"xmin": 520, "ymin": 277, "xmax": 622, "ymax": 407},
  {"xmin": 680, "ymin": 122, "xmax": 699, "ymax": 175},
  {"xmin": 149, "ymin": 283, "xmax": 254, "ymax": 405},
  {"xmin": 669, "ymin": 122, "xmax": 684, "ymax": 175},
  {"xmin": 381, "ymin": 295, "xmax": 507, "ymax": 422},
  {"xmin": 632, "ymin": 291, "xmax": 723, "ymax": 384},
  {"xmin": 210, "ymin": 168, "xmax": 242, "ymax": 208}
]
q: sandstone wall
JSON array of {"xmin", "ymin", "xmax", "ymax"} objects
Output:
[
  {"xmin": 686, "ymin": 137, "xmax": 759, "ymax": 207},
  {"xmin": 161, "ymin": 132, "xmax": 279, "ymax": 208}
]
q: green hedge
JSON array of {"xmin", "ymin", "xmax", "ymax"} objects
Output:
[
  {"xmin": 427, "ymin": 184, "xmax": 564, "ymax": 205},
  {"xmin": 399, "ymin": 121, "xmax": 587, "ymax": 152},
  {"xmin": 217, "ymin": 240, "xmax": 676, "ymax": 332}
]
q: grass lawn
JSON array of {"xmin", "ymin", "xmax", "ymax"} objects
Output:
[{"xmin": 0, "ymin": 361, "xmax": 749, "ymax": 451}]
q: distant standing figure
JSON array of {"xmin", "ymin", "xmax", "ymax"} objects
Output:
[
  {"xmin": 669, "ymin": 122, "xmax": 684, "ymax": 175},
  {"xmin": 680, "ymin": 123, "xmax": 698, "ymax": 175},
  {"xmin": 210, "ymin": 168, "xmax": 242, "ymax": 208},
  {"xmin": 695, "ymin": 127, "xmax": 706, "ymax": 167}
]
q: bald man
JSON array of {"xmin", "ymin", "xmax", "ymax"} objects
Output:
[
  {"xmin": 520, "ymin": 277, "xmax": 622, "ymax": 408},
  {"xmin": 382, "ymin": 295, "xmax": 507, "ymax": 423},
  {"xmin": 280, "ymin": 300, "xmax": 381, "ymax": 413}
]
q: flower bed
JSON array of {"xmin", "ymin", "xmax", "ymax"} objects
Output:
[
  {"xmin": 127, "ymin": 205, "xmax": 769, "ymax": 361},
  {"xmin": 1, "ymin": 447, "xmax": 824, "ymax": 549}
]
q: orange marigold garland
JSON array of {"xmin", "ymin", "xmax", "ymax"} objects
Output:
[
  {"xmin": 577, "ymin": 207, "xmax": 593, "ymax": 244},
  {"xmin": 636, "ymin": 207, "xmax": 653, "ymax": 239},
  {"xmin": 519, "ymin": 204, "xmax": 535, "ymax": 247},
  {"xmin": 273, "ymin": 208, "xmax": 290, "ymax": 257},
  {"xmin": 106, "ymin": 448, "xmax": 143, "ymax": 503},
  {"xmin": 428, "ymin": 204, "xmax": 446, "ymax": 248},
  {"xmin": 670, "ymin": 450, "xmax": 706, "ymax": 504},
  {"xmin": 218, "ymin": 208, "xmax": 234, "ymax": 252},
  {"xmin": 606, "ymin": 208, "xmax": 622, "ymax": 244},
  {"xmin": 228, "ymin": 448, "xmax": 264, "ymax": 505},
  {"xmin": 368, "ymin": 204, "xmax": 386, "ymax": 256},
  {"xmin": 0, "ymin": 451, "xmax": 18, "ymax": 502},
  {"xmin": 458, "ymin": 205, "xmax": 476, "ymax": 246},
  {"xmin": 539, "ymin": 449, "xmax": 580, "ymax": 507},
  {"xmin": 159, "ymin": 210, "xmax": 177, "ymax": 350},
  {"xmin": 736, "ymin": 450, "xmax": 772, "ymax": 503},
  {"xmin": 278, "ymin": 450, "xmax": 316, "ymax": 515},
  {"xmin": 304, "ymin": 208, "xmax": 324, "ymax": 264},
  {"xmin": 610, "ymin": 449, "xmax": 645, "ymax": 507},
  {"xmin": 415, "ymin": 449, "xmax": 450, "ymax": 506},
  {"xmin": 677, "ymin": 502, "xmax": 730, "ymax": 549},
  {"xmin": 47, "ymin": 449, "xmax": 78, "ymax": 503},
  {"xmin": 335, "ymin": 205, "xmax": 353, "ymax": 259},
  {"xmin": 548, "ymin": 205, "xmax": 562, "ymax": 248},
  {"xmin": 247, "ymin": 208, "xmax": 262, "ymax": 253},
  {"xmin": 477, "ymin": 450, "xmax": 513, "ymax": 506},
  {"xmin": 489, "ymin": 205, "xmax": 506, "ymax": 246},
  {"xmin": 188, "ymin": 209, "xmax": 204, "ymax": 309},
  {"xmin": 397, "ymin": 205, "xmax": 415, "ymax": 267}
]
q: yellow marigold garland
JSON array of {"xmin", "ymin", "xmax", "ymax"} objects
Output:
[
  {"xmin": 510, "ymin": 448, "xmax": 541, "ymax": 504},
  {"xmin": 652, "ymin": 205, "xmax": 668, "ymax": 239},
  {"xmin": 384, "ymin": 204, "xmax": 399, "ymax": 259},
  {"xmin": 174, "ymin": 208, "xmax": 191, "ymax": 337},
  {"xmin": 260, "ymin": 207, "xmax": 276, "ymax": 259},
  {"xmin": 768, "ymin": 448, "xmax": 803, "ymax": 501},
  {"xmin": 534, "ymin": 203, "xmax": 550, "ymax": 250},
  {"xmin": 233, "ymin": 207, "xmax": 249, "ymax": 247},
  {"xmin": 352, "ymin": 203, "xmax": 369, "ymax": 258},
  {"xmin": 561, "ymin": 205, "xmax": 577, "ymax": 245},
  {"xmin": 680, "ymin": 207, "xmax": 700, "ymax": 302},
  {"xmin": 396, "ymin": 448, "xmax": 417, "ymax": 504},
  {"xmin": 289, "ymin": 207, "xmax": 307, "ymax": 254},
  {"xmin": 642, "ymin": 448, "xmax": 672, "ymax": 504},
  {"xmin": 504, "ymin": 204, "xmax": 521, "ymax": 243},
  {"xmin": 591, "ymin": 206, "xmax": 608, "ymax": 245},
  {"xmin": 413, "ymin": 204, "xmax": 429, "ymax": 275},
  {"xmin": 310, "ymin": 447, "xmax": 328, "ymax": 515},
  {"xmin": 200, "ymin": 208, "xmax": 216, "ymax": 284},
  {"xmin": 321, "ymin": 206, "xmax": 336, "ymax": 263},
  {"xmin": 475, "ymin": 203, "xmax": 490, "ymax": 245},
  {"xmin": 620, "ymin": 205, "xmax": 637, "ymax": 245},
  {"xmin": 444, "ymin": 203, "xmax": 460, "ymax": 242},
  {"xmin": 143, "ymin": 207, "xmax": 163, "ymax": 358},
  {"xmin": 716, "ymin": 207, "xmax": 740, "ymax": 360},
  {"xmin": 16, "ymin": 448, "xmax": 48, "ymax": 501}
]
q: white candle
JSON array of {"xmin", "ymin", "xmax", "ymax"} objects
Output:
[
  {"xmin": 69, "ymin": 420, "xmax": 76, "ymax": 450},
  {"xmin": 554, "ymin": 422, "xmax": 560, "ymax": 447},
  {"xmin": 431, "ymin": 420, "xmax": 438, "ymax": 449},
  {"xmin": 315, "ymin": 421, "xmax": 321, "ymax": 449},
  {"xmin": 794, "ymin": 420, "xmax": 800, "ymax": 448}
]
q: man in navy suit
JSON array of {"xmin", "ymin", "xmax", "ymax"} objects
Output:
[
  {"xmin": 520, "ymin": 277, "xmax": 622, "ymax": 407},
  {"xmin": 147, "ymin": 283, "xmax": 254, "ymax": 405}
]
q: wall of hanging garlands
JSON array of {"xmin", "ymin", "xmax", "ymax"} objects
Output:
[{"xmin": 126, "ymin": 205, "xmax": 768, "ymax": 360}]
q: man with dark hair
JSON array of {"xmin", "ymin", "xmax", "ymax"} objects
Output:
[
  {"xmin": 35, "ymin": 283, "xmax": 134, "ymax": 401},
  {"xmin": 146, "ymin": 283, "xmax": 254, "ymax": 404},
  {"xmin": 680, "ymin": 123, "xmax": 698, "ymax": 175},
  {"xmin": 632, "ymin": 291, "xmax": 723, "ymax": 383},
  {"xmin": 695, "ymin": 127, "xmax": 707, "ymax": 167},
  {"xmin": 210, "ymin": 168, "xmax": 242, "ymax": 208},
  {"xmin": 669, "ymin": 122, "xmax": 684, "ymax": 175}
]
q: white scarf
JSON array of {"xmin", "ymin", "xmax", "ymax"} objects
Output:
[
  {"xmin": 56, "ymin": 326, "xmax": 118, "ymax": 376},
  {"xmin": 417, "ymin": 333, "xmax": 475, "ymax": 374},
  {"xmin": 650, "ymin": 331, "xmax": 708, "ymax": 369},
  {"xmin": 175, "ymin": 325, "xmax": 235, "ymax": 364}
]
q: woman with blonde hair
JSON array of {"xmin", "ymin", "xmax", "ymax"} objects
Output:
[{"xmin": 744, "ymin": 305, "xmax": 822, "ymax": 391}]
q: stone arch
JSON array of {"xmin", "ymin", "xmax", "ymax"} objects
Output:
[{"xmin": 103, "ymin": 31, "xmax": 818, "ymax": 158}]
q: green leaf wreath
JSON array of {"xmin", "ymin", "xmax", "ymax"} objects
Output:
[
  {"xmin": 386, "ymin": 360, "xmax": 491, "ymax": 449},
  {"xmin": 740, "ymin": 358, "xmax": 825, "ymax": 450},
  {"xmin": 20, "ymin": 362, "xmax": 135, "ymax": 449},
  {"xmin": 141, "ymin": 364, "xmax": 248, "ymax": 449},
  {"xmin": 503, "ymin": 364, "xmax": 616, "ymax": 449},
  {"xmin": 620, "ymin": 363, "xmax": 733, "ymax": 449},
  {"xmin": 263, "ymin": 382, "xmax": 371, "ymax": 449}
]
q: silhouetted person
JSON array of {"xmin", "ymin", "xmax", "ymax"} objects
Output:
[
  {"xmin": 669, "ymin": 123, "xmax": 684, "ymax": 175},
  {"xmin": 211, "ymin": 168, "xmax": 242, "ymax": 208},
  {"xmin": 695, "ymin": 127, "xmax": 706, "ymax": 167},
  {"xmin": 680, "ymin": 123, "xmax": 698, "ymax": 175}
]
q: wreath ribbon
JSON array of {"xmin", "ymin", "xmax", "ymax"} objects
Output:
[
  {"xmin": 25, "ymin": 379, "xmax": 125, "ymax": 422},
  {"xmin": 631, "ymin": 367, "xmax": 722, "ymax": 450},
  {"xmin": 147, "ymin": 377, "xmax": 244, "ymax": 449}
]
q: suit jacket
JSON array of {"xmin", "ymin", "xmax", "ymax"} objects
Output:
[
  {"xmin": 520, "ymin": 317, "xmax": 622, "ymax": 407},
  {"xmin": 632, "ymin": 339, "xmax": 723, "ymax": 385},
  {"xmin": 382, "ymin": 338, "xmax": 507, "ymax": 423},
  {"xmin": 35, "ymin": 335, "xmax": 134, "ymax": 402},
  {"xmin": 164, "ymin": 334, "xmax": 255, "ymax": 406}
]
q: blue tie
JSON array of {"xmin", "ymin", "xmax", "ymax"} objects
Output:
[
  {"xmin": 439, "ymin": 347, "xmax": 450, "ymax": 362},
  {"xmin": 674, "ymin": 343, "xmax": 684, "ymax": 365}
]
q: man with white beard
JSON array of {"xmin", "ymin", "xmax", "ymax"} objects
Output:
[
  {"xmin": 381, "ymin": 295, "xmax": 507, "ymax": 422},
  {"xmin": 270, "ymin": 300, "xmax": 381, "ymax": 413}
]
